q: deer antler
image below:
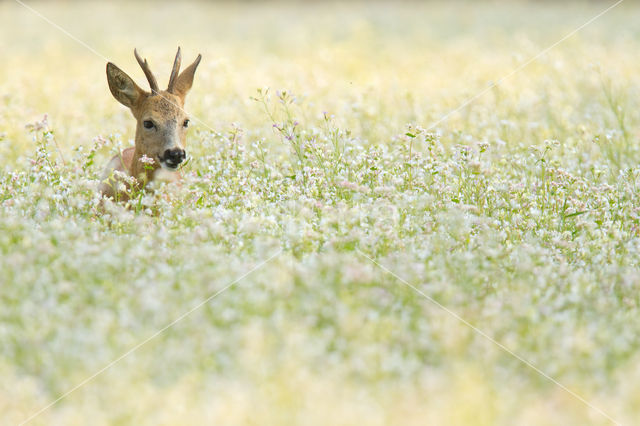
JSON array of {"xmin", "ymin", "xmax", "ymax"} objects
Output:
[
  {"xmin": 134, "ymin": 48, "xmax": 159, "ymax": 94},
  {"xmin": 167, "ymin": 47, "xmax": 182, "ymax": 94}
]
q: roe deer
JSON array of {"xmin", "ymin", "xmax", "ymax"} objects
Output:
[{"xmin": 99, "ymin": 47, "xmax": 201, "ymax": 200}]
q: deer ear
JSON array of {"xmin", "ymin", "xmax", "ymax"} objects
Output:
[
  {"xmin": 171, "ymin": 54, "xmax": 201, "ymax": 100},
  {"xmin": 106, "ymin": 62, "xmax": 146, "ymax": 108}
]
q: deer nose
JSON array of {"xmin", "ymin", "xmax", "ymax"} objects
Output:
[{"xmin": 163, "ymin": 148, "xmax": 186, "ymax": 165}]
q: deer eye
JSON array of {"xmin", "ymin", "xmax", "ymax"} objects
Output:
[
  {"xmin": 143, "ymin": 120, "xmax": 155, "ymax": 129},
  {"xmin": 183, "ymin": 119, "xmax": 190, "ymax": 128}
]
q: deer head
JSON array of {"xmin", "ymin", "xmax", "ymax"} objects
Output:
[{"xmin": 106, "ymin": 48, "xmax": 201, "ymax": 179}]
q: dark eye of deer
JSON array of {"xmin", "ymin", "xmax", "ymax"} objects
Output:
[
  {"xmin": 143, "ymin": 120, "xmax": 154, "ymax": 129},
  {"xmin": 183, "ymin": 119, "xmax": 190, "ymax": 128}
]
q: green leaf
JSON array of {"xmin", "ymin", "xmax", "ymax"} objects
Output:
[{"xmin": 563, "ymin": 211, "xmax": 588, "ymax": 219}]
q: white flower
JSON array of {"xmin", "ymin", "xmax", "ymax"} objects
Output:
[{"xmin": 140, "ymin": 155, "xmax": 155, "ymax": 165}]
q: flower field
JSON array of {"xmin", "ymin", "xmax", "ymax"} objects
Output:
[{"xmin": 1, "ymin": 1, "xmax": 639, "ymax": 424}]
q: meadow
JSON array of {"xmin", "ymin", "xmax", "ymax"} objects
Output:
[{"xmin": 1, "ymin": 1, "xmax": 640, "ymax": 424}]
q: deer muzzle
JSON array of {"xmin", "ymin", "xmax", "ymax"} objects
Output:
[{"xmin": 160, "ymin": 147, "xmax": 186, "ymax": 170}]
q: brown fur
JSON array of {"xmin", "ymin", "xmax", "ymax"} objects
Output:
[{"xmin": 99, "ymin": 48, "xmax": 201, "ymax": 201}]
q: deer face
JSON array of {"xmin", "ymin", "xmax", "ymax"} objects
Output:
[
  {"xmin": 106, "ymin": 48, "xmax": 201, "ymax": 172},
  {"xmin": 135, "ymin": 92, "xmax": 189, "ymax": 170}
]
